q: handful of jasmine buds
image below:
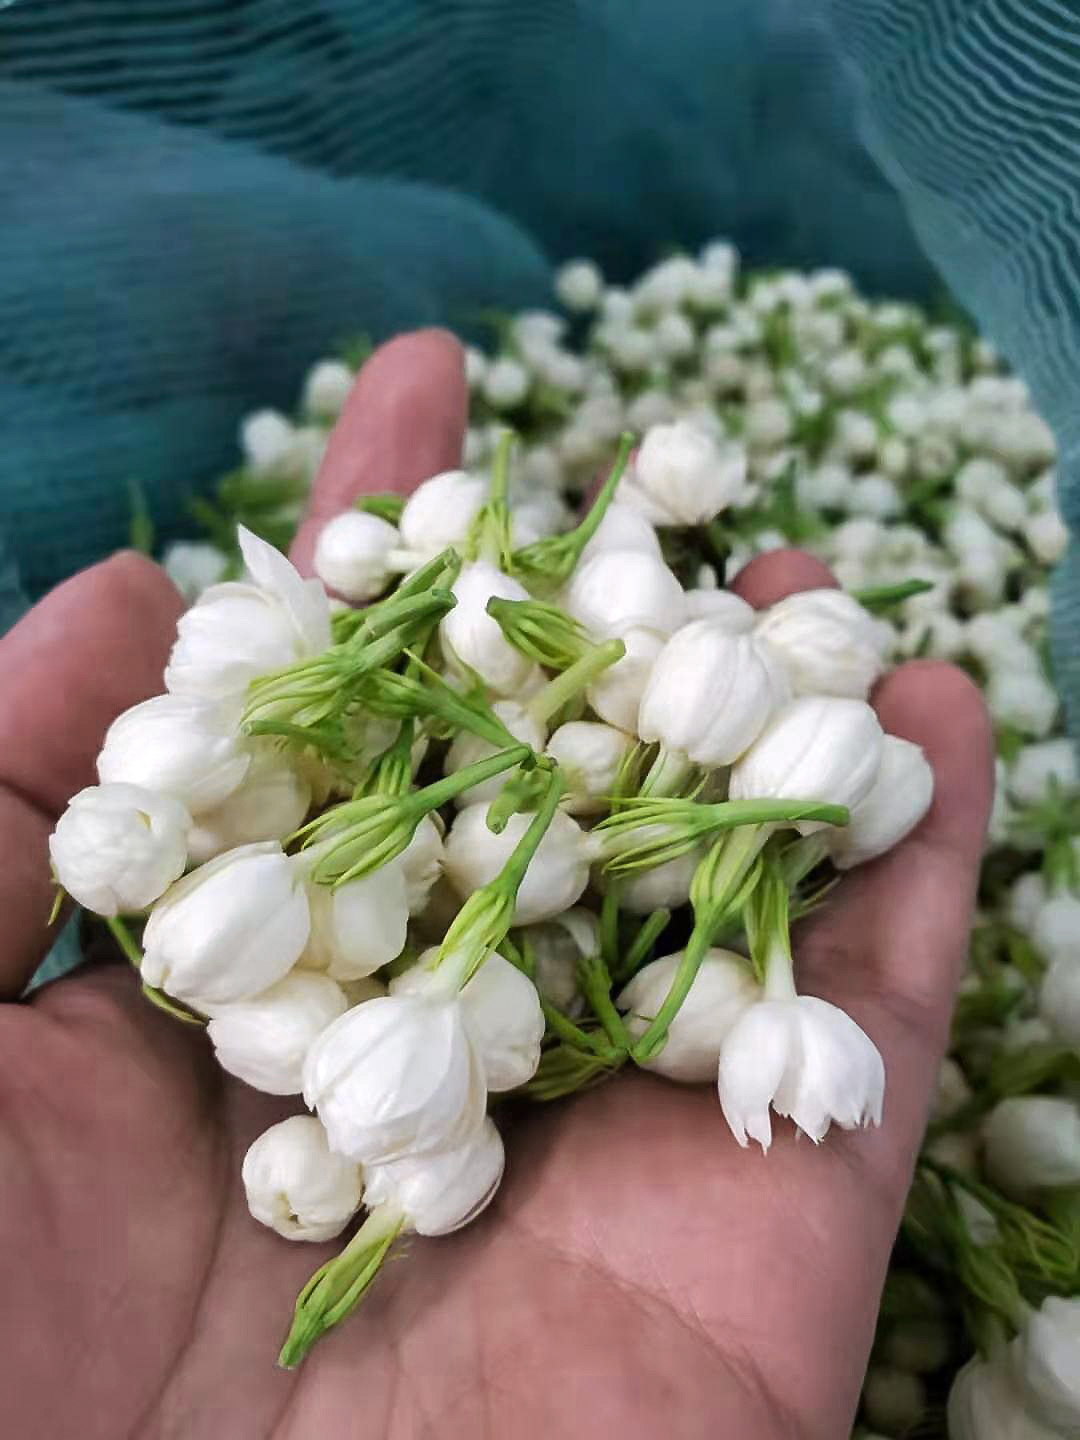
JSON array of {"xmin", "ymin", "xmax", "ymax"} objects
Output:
[{"xmin": 49, "ymin": 421, "xmax": 932, "ymax": 1366}]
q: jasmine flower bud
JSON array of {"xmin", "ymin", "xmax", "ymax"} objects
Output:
[
  {"xmin": 931, "ymin": 1057, "xmax": 973, "ymax": 1124},
  {"xmin": 956, "ymin": 457, "xmax": 1027, "ymax": 532},
  {"xmin": 948, "ymin": 1356, "xmax": 1062, "ymax": 1440},
  {"xmin": 616, "ymin": 845, "xmax": 702, "ymax": 915},
  {"xmin": 242, "ymin": 1115, "xmax": 363, "ymax": 1242},
  {"xmin": 555, "ymin": 258, "xmax": 603, "ymax": 312},
  {"xmin": 302, "ymin": 993, "xmax": 486, "ymax": 1164},
  {"xmin": 313, "ymin": 510, "xmax": 400, "ymax": 601},
  {"xmin": 754, "ymin": 589, "xmax": 890, "ymax": 700},
  {"xmin": 653, "ymin": 310, "xmax": 696, "ymax": 360},
  {"xmin": 545, "ymin": 720, "xmax": 632, "ymax": 814},
  {"xmin": 828, "ymin": 735, "xmax": 934, "ymax": 869},
  {"xmin": 362, "ymin": 1116, "xmax": 505, "ymax": 1236},
  {"xmin": 1025, "ymin": 508, "xmax": 1069, "ymax": 565},
  {"xmin": 633, "ymin": 256, "xmax": 698, "ymax": 312},
  {"xmin": 187, "ymin": 743, "xmax": 311, "ymax": 863},
  {"xmin": 393, "ymin": 951, "xmax": 544, "ymax": 1091},
  {"xmin": 441, "ymin": 561, "xmax": 539, "ymax": 696},
  {"xmin": 482, "ymin": 357, "xmax": 529, "ymax": 409},
  {"xmin": 1012, "ymin": 1296, "xmax": 1080, "ymax": 1434},
  {"xmin": 744, "ymin": 398, "xmax": 792, "ymax": 449},
  {"xmin": 49, "ymin": 783, "xmax": 189, "ymax": 917},
  {"xmin": 522, "ymin": 907, "xmax": 599, "ymax": 1014},
  {"xmin": 398, "ymin": 470, "xmax": 488, "ymax": 558},
  {"xmin": 142, "ymin": 841, "xmax": 310, "ymax": 1008},
  {"xmin": 579, "ymin": 502, "xmax": 662, "ymax": 564},
  {"xmin": 445, "ymin": 701, "xmax": 546, "ymax": 807},
  {"xmin": 1008, "ymin": 870, "xmax": 1047, "ymax": 933},
  {"xmin": 1034, "ymin": 894, "xmax": 1080, "ymax": 962},
  {"xmin": 399, "ymin": 815, "xmax": 445, "ymax": 913},
  {"xmin": 444, "ymin": 804, "xmax": 594, "ymax": 925},
  {"xmin": 729, "ymin": 696, "xmax": 884, "ymax": 831},
  {"xmin": 619, "ymin": 949, "xmax": 760, "ymax": 1082},
  {"xmin": 161, "ymin": 541, "xmax": 228, "ymax": 604},
  {"xmin": 986, "ymin": 668, "xmax": 1059, "ymax": 737},
  {"xmin": 1039, "ymin": 955, "xmax": 1080, "ymax": 1050},
  {"xmin": 302, "ymin": 360, "xmax": 354, "ymax": 420},
  {"xmin": 302, "ymin": 862, "xmax": 409, "ymax": 980},
  {"xmin": 862, "ymin": 1367, "xmax": 927, "ymax": 1435},
  {"xmin": 638, "ymin": 621, "xmax": 789, "ymax": 767},
  {"xmin": 982, "ymin": 1096, "xmax": 1080, "ymax": 1196},
  {"xmin": 207, "ymin": 971, "xmax": 347, "ymax": 1094},
  {"xmin": 165, "ymin": 527, "xmax": 331, "ymax": 701},
  {"xmin": 620, "ymin": 421, "xmax": 747, "ymax": 526},
  {"xmin": 849, "ymin": 474, "xmax": 901, "ymax": 519},
  {"xmin": 564, "ymin": 549, "xmax": 685, "ymax": 640},
  {"xmin": 1009, "ymin": 738, "xmax": 1077, "ymax": 806},
  {"xmin": 586, "ymin": 626, "xmax": 663, "ymax": 731},
  {"xmin": 684, "ymin": 588, "xmax": 756, "ymax": 629},
  {"xmin": 241, "ymin": 409, "xmax": 295, "ymax": 472},
  {"xmin": 97, "ymin": 693, "xmax": 250, "ymax": 816},
  {"xmin": 625, "ymin": 388, "xmax": 678, "ymax": 432}
]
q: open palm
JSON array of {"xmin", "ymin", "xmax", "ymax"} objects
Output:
[{"xmin": 2, "ymin": 333, "xmax": 992, "ymax": 1440}]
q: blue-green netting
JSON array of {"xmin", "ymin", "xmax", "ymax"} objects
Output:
[{"xmin": 1, "ymin": 0, "xmax": 1078, "ymax": 720}]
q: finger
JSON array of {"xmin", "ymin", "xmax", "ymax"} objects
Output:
[
  {"xmin": 729, "ymin": 547, "xmax": 837, "ymax": 608},
  {"xmin": 0, "ymin": 552, "xmax": 182, "ymax": 996},
  {"xmin": 799, "ymin": 660, "xmax": 994, "ymax": 1169},
  {"xmin": 291, "ymin": 329, "xmax": 468, "ymax": 575}
]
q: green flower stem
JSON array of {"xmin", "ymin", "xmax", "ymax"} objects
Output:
[
  {"xmin": 598, "ymin": 798, "xmax": 849, "ymax": 873},
  {"xmin": 599, "ymin": 880, "xmax": 622, "ymax": 971},
  {"xmin": 638, "ymin": 745, "xmax": 696, "ymax": 799},
  {"xmin": 466, "ymin": 430, "xmax": 515, "ymax": 566},
  {"xmin": 578, "ymin": 953, "xmax": 631, "ymax": 1053},
  {"xmin": 522, "ymin": 1042, "xmax": 625, "ymax": 1102},
  {"xmin": 614, "ymin": 907, "xmax": 672, "ymax": 983},
  {"xmin": 525, "ymin": 638, "xmax": 626, "ymax": 728},
  {"xmin": 105, "ymin": 914, "xmax": 143, "ymax": 969},
  {"xmin": 851, "ymin": 578, "xmax": 934, "ymax": 612},
  {"xmin": 778, "ymin": 833, "xmax": 830, "ymax": 889},
  {"xmin": 278, "ymin": 1203, "xmax": 404, "ymax": 1369},
  {"xmin": 378, "ymin": 546, "xmax": 460, "ymax": 604},
  {"xmin": 105, "ymin": 917, "xmax": 207, "ymax": 1028},
  {"xmin": 485, "ymin": 765, "xmax": 552, "ymax": 833},
  {"xmin": 630, "ymin": 920, "xmax": 713, "ymax": 1066},
  {"xmin": 489, "ymin": 769, "xmax": 566, "ymax": 902},
  {"xmin": 365, "ymin": 653, "xmax": 521, "ymax": 750},
  {"xmin": 354, "ymin": 588, "xmax": 455, "ymax": 643}
]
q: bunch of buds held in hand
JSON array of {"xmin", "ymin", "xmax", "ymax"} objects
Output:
[{"xmin": 50, "ymin": 421, "xmax": 936, "ymax": 1366}]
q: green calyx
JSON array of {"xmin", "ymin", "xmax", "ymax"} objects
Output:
[
  {"xmin": 465, "ymin": 429, "xmax": 515, "ymax": 567},
  {"xmin": 511, "ymin": 431, "xmax": 635, "ymax": 588},
  {"xmin": 485, "ymin": 596, "xmax": 591, "ymax": 670},
  {"xmin": 360, "ymin": 651, "xmax": 522, "ymax": 751},
  {"xmin": 278, "ymin": 1204, "xmax": 404, "ymax": 1368},
  {"xmin": 354, "ymin": 492, "xmax": 405, "ymax": 526}
]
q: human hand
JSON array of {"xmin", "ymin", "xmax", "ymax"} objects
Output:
[{"xmin": 1, "ymin": 332, "xmax": 993, "ymax": 1440}]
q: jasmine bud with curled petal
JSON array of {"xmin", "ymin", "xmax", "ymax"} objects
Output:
[
  {"xmin": 827, "ymin": 734, "xmax": 934, "ymax": 869},
  {"xmin": 362, "ymin": 1116, "xmax": 505, "ymax": 1236},
  {"xmin": 207, "ymin": 970, "xmax": 347, "ymax": 1095},
  {"xmin": 441, "ymin": 561, "xmax": 540, "ymax": 697},
  {"xmin": 97, "ymin": 693, "xmax": 251, "ymax": 817},
  {"xmin": 49, "ymin": 783, "xmax": 190, "ymax": 917},
  {"xmin": 622, "ymin": 420, "xmax": 748, "ymax": 526},
  {"xmin": 313, "ymin": 511, "xmax": 400, "ymax": 602},
  {"xmin": 754, "ymin": 588, "xmax": 890, "ymax": 700},
  {"xmin": 242, "ymin": 1115, "xmax": 363, "ymax": 1242},
  {"xmin": 545, "ymin": 720, "xmax": 633, "ymax": 814},
  {"xmin": 564, "ymin": 549, "xmax": 685, "ymax": 641}
]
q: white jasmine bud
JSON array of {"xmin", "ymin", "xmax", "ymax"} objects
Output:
[
  {"xmin": 982, "ymin": 1095, "xmax": 1080, "ymax": 1196},
  {"xmin": 555, "ymin": 258, "xmax": 603, "ymax": 311},
  {"xmin": 398, "ymin": 470, "xmax": 488, "ymax": 557},
  {"xmin": 834, "ymin": 409, "xmax": 878, "ymax": 461},
  {"xmin": 564, "ymin": 549, "xmax": 685, "ymax": 639},
  {"xmin": 161, "ymin": 541, "xmax": 228, "ymax": 604},
  {"xmin": 638, "ymin": 622, "xmax": 790, "ymax": 767},
  {"xmin": 754, "ymin": 589, "xmax": 890, "ymax": 700},
  {"xmin": 619, "ymin": 949, "xmax": 760, "ymax": 1082},
  {"xmin": 956, "ymin": 458, "xmax": 1027, "ymax": 532},
  {"xmin": 545, "ymin": 720, "xmax": 632, "ymax": 814},
  {"xmin": 1039, "ymin": 955, "xmax": 1080, "ymax": 1049},
  {"xmin": 242, "ymin": 1115, "xmax": 363, "ymax": 1242},
  {"xmin": 362, "ymin": 1116, "xmax": 504, "ymax": 1236},
  {"xmin": 730, "ymin": 696, "xmax": 884, "ymax": 832},
  {"xmin": 931, "ymin": 1057, "xmax": 973, "ymax": 1123},
  {"xmin": 241, "ymin": 409, "xmax": 295, "ymax": 472},
  {"xmin": 97, "ymin": 693, "xmax": 250, "ymax": 816},
  {"xmin": 482, "ymin": 357, "xmax": 529, "ymax": 409},
  {"xmin": 393, "ymin": 951, "xmax": 544, "ymax": 1092},
  {"xmin": 578, "ymin": 502, "xmax": 662, "ymax": 564},
  {"xmin": 398, "ymin": 815, "xmax": 445, "ymax": 913},
  {"xmin": 165, "ymin": 527, "xmax": 331, "ymax": 701},
  {"xmin": 1009, "ymin": 739, "xmax": 1077, "ymax": 807},
  {"xmin": 443, "ymin": 804, "xmax": 593, "ymax": 925},
  {"xmin": 49, "ymin": 783, "xmax": 189, "ymax": 917},
  {"xmin": 207, "ymin": 970, "xmax": 347, "ymax": 1095},
  {"xmin": 620, "ymin": 420, "xmax": 748, "ymax": 526},
  {"xmin": 586, "ymin": 626, "xmax": 664, "ymax": 731},
  {"xmin": 313, "ymin": 510, "xmax": 399, "ymax": 602},
  {"xmin": 633, "ymin": 256, "xmax": 698, "ymax": 312},
  {"xmin": 302, "ymin": 360, "xmax": 354, "ymax": 420},
  {"xmin": 1025, "ymin": 507, "xmax": 1069, "ymax": 565},
  {"xmin": 444, "ymin": 701, "xmax": 546, "ymax": 807},
  {"xmin": 884, "ymin": 1318, "xmax": 952, "ymax": 1374},
  {"xmin": 521, "ymin": 907, "xmax": 599, "ymax": 1015},
  {"xmin": 718, "ymin": 992, "xmax": 884, "ymax": 1149},
  {"xmin": 1036, "ymin": 890, "xmax": 1080, "ymax": 958},
  {"xmin": 862, "ymin": 1366, "xmax": 927, "ymax": 1435},
  {"xmin": 625, "ymin": 387, "xmax": 678, "ymax": 432},
  {"xmin": 303, "ymin": 993, "xmax": 486, "ymax": 1164},
  {"xmin": 142, "ymin": 842, "xmax": 310, "ymax": 1008},
  {"xmin": 683, "ymin": 588, "xmax": 756, "ymax": 629},
  {"xmin": 652, "ymin": 310, "xmax": 696, "ymax": 360},
  {"xmin": 302, "ymin": 862, "xmax": 409, "ymax": 980},
  {"xmin": 1012, "ymin": 1296, "xmax": 1080, "ymax": 1435},
  {"xmin": 441, "ymin": 561, "xmax": 539, "ymax": 696},
  {"xmin": 850, "ymin": 474, "xmax": 901, "ymax": 519},
  {"xmin": 616, "ymin": 844, "xmax": 702, "ymax": 915},
  {"xmin": 986, "ymin": 668, "xmax": 1059, "ymax": 737},
  {"xmin": 187, "ymin": 743, "xmax": 311, "ymax": 863},
  {"xmin": 828, "ymin": 735, "xmax": 934, "ymax": 869},
  {"xmin": 948, "ymin": 1355, "xmax": 1062, "ymax": 1440},
  {"xmin": 878, "ymin": 436, "xmax": 910, "ymax": 478},
  {"xmin": 1008, "ymin": 870, "xmax": 1047, "ymax": 933},
  {"xmin": 744, "ymin": 398, "xmax": 792, "ymax": 449}
]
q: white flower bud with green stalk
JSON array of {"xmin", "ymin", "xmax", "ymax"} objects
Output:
[
  {"xmin": 545, "ymin": 720, "xmax": 633, "ymax": 814},
  {"xmin": 49, "ymin": 783, "xmax": 189, "ymax": 917},
  {"xmin": 1009, "ymin": 738, "xmax": 1077, "ymax": 807},
  {"xmin": 637, "ymin": 621, "xmax": 790, "ymax": 791},
  {"xmin": 563, "ymin": 547, "xmax": 685, "ymax": 641},
  {"xmin": 1038, "ymin": 954, "xmax": 1080, "ymax": 1050},
  {"xmin": 162, "ymin": 540, "xmax": 228, "ymax": 603},
  {"xmin": 982, "ymin": 1096, "xmax": 1080, "ymax": 1197},
  {"xmin": 579, "ymin": 501, "xmax": 661, "ymax": 565},
  {"xmin": 444, "ymin": 701, "xmax": 548, "ymax": 808},
  {"xmin": 142, "ymin": 841, "xmax": 311, "ymax": 1009},
  {"xmin": 620, "ymin": 420, "xmax": 748, "ymax": 526},
  {"xmin": 861, "ymin": 1367, "xmax": 927, "ymax": 1436},
  {"xmin": 312, "ymin": 510, "xmax": 400, "ymax": 602},
  {"xmin": 1034, "ymin": 894, "xmax": 1080, "ymax": 962},
  {"xmin": 616, "ymin": 845, "xmax": 702, "ymax": 914},
  {"xmin": 398, "ymin": 814, "xmax": 445, "ymax": 912},
  {"xmin": 97, "ymin": 693, "xmax": 251, "ymax": 816},
  {"xmin": 393, "ymin": 950, "xmax": 544, "ymax": 1091},
  {"xmin": 206, "ymin": 971, "xmax": 347, "ymax": 1095},
  {"xmin": 618, "ymin": 949, "xmax": 760, "ymax": 1082},
  {"xmin": 948, "ymin": 1354, "xmax": 1062, "ymax": 1440},
  {"xmin": 301, "ymin": 861, "xmax": 409, "ymax": 980},
  {"xmin": 716, "ymin": 869, "xmax": 884, "ymax": 1149},
  {"xmin": 278, "ymin": 1120, "xmax": 504, "ymax": 1366},
  {"xmin": 441, "ymin": 560, "xmax": 539, "ymax": 696},
  {"xmin": 753, "ymin": 588, "xmax": 890, "ymax": 700},
  {"xmin": 398, "ymin": 470, "xmax": 488, "ymax": 559},
  {"xmin": 165, "ymin": 527, "xmax": 331, "ymax": 702},
  {"xmin": 1011, "ymin": 1296, "xmax": 1080, "ymax": 1435},
  {"xmin": 587, "ymin": 626, "xmax": 664, "ymax": 731},
  {"xmin": 826, "ymin": 733, "xmax": 934, "ymax": 869},
  {"xmin": 444, "ymin": 803, "xmax": 593, "ymax": 927},
  {"xmin": 518, "ymin": 907, "xmax": 599, "ymax": 1015},
  {"xmin": 683, "ymin": 588, "xmax": 755, "ymax": 629},
  {"xmin": 242, "ymin": 1115, "xmax": 363, "ymax": 1243},
  {"xmin": 187, "ymin": 742, "xmax": 311, "ymax": 863}
]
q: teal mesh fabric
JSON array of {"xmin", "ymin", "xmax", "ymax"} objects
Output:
[{"xmin": 0, "ymin": 1, "xmax": 1078, "ymax": 716}]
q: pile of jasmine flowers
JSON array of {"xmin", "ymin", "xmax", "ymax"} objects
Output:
[{"xmin": 85, "ymin": 241, "xmax": 1079, "ymax": 1431}]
